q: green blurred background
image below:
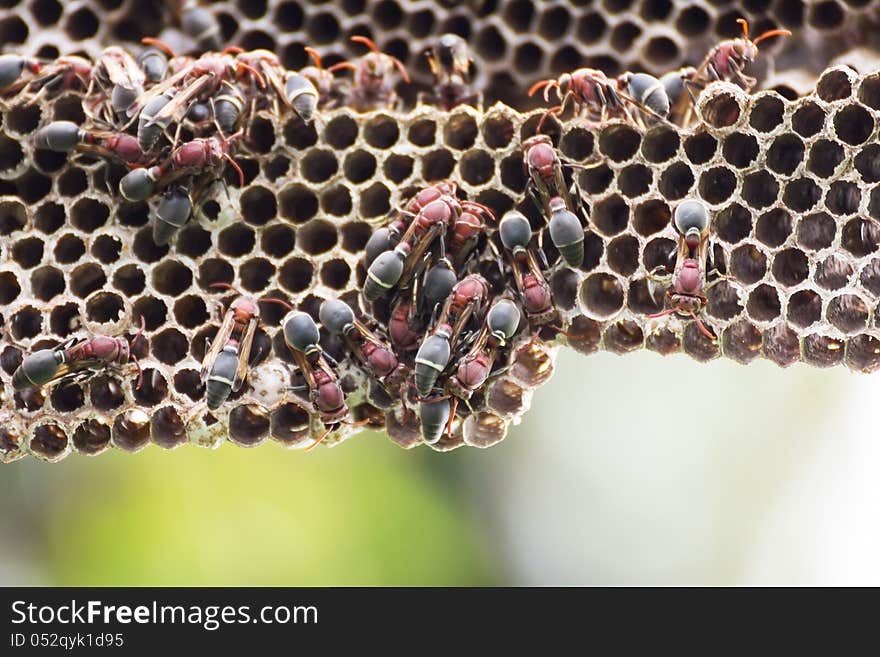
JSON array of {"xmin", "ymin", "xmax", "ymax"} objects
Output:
[{"xmin": 2, "ymin": 349, "xmax": 879, "ymax": 586}]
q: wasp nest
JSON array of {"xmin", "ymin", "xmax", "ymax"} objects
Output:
[{"xmin": 2, "ymin": 1, "xmax": 880, "ymax": 462}]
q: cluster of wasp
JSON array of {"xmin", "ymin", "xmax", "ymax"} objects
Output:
[{"xmin": 5, "ymin": 17, "xmax": 795, "ymax": 448}]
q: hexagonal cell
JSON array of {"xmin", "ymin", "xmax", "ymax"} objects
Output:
[
  {"xmin": 487, "ymin": 378, "xmax": 527, "ymax": 417},
  {"xmin": 787, "ymin": 290, "xmax": 821, "ymax": 328},
  {"xmin": 228, "ymin": 403, "xmax": 271, "ymax": 447},
  {"xmin": 606, "ymin": 235, "xmax": 639, "ymax": 276},
  {"xmin": 826, "ymin": 181, "xmax": 861, "ymax": 217},
  {"xmin": 766, "ymin": 133, "xmax": 805, "ymax": 176},
  {"xmin": 782, "ymin": 177, "xmax": 821, "ymax": 213},
  {"xmin": 683, "ymin": 131, "xmax": 717, "ymax": 165},
  {"xmin": 462, "ymin": 412, "xmax": 507, "ymax": 449},
  {"xmin": 729, "ymin": 244, "xmax": 767, "ymax": 284},
  {"xmin": 559, "ymin": 127, "xmax": 593, "ymax": 161},
  {"xmin": 841, "ymin": 217, "xmax": 878, "ymax": 257},
  {"xmin": 746, "ymin": 284, "xmax": 781, "ymax": 321},
  {"xmin": 701, "ymin": 88, "xmax": 744, "ymax": 130},
  {"xmin": 563, "ymin": 315, "xmax": 601, "ymax": 355},
  {"xmin": 803, "ymin": 333, "xmax": 844, "ymax": 368},
  {"xmin": 748, "ymin": 94, "xmax": 785, "ymax": 132},
  {"xmin": 698, "ymin": 166, "xmax": 737, "ymax": 205},
  {"xmin": 763, "ymin": 325, "xmax": 801, "ymax": 368},
  {"xmin": 722, "ymin": 319, "xmax": 762, "ymax": 364},
  {"xmin": 742, "ymin": 171, "xmax": 779, "ymax": 209},
  {"xmin": 591, "ymin": 194, "xmax": 629, "ymax": 236},
  {"xmin": 112, "ymin": 409, "xmax": 151, "ymax": 452},
  {"xmin": 579, "ymin": 272, "xmax": 625, "ymax": 319},
  {"xmin": 269, "ymin": 402, "xmax": 311, "ymax": 446},
  {"xmin": 510, "ymin": 339, "xmax": 554, "ymax": 388},
  {"xmin": 817, "ymin": 68, "xmax": 854, "ymax": 102},
  {"xmin": 815, "ymin": 254, "xmax": 853, "ymax": 290},
  {"xmin": 598, "ymin": 124, "xmax": 641, "ymax": 162},
  {"xmin": 722, "ymin": 132, "xmax": 759, "ymax": 168},
  {"xmin": 833, "ymin": 105, "xmax": 873, "ymax": 146},
  {"xmin": 827, "ymin": 294, "xmax": 869, "ymax": 333},
  {"xmin": 30, "ymin": 423, "xmax": 68, "ymax": 461},
  {"xmin": 641, "ymin": 126, "xmax": 679, "ymax": 163},
  {"xmin": 706, "ymin": 280, "xmax": 743, "ymax": 320},
  {"xmin": 806, "ymin": 139, "xmax": 844, "ymax": 179},
  {"xmin": 859, "ymin": 258, "xmax": 880, "ymax": 296},
  {"xmin": 603, "ymin": 320, "xmax": 643, "ymax": 354},
  {"xmin": 658, "ymin": 162, "xmax": 694, "ymax": 200},
  {"xmin": 845, "ymin": 334, "xmax": 880, "ymax": 373},
  {"xmin": 682, "ymin": 320, "xmax": 719, "ymax": 362},
  {"xmin": 72, "ymin": 418, "xmax": 111, "ymax": 456},
  {"xmin": 797, "ymin": 212, "xmax": 835, "ymax": 252},
  {"xmin": 771, "ymin": 248, "xmax": 808, "ymax": 286}
]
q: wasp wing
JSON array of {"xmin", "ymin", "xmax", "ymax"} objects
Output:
[
  {"xmin": 232, "ymin": 318, "xmax": 257, "ymax": 391},
  {"xmin": 200, "ymin": 309, "xmax": 235, "ymax": 381}
]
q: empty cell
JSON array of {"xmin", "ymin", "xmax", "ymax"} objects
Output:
[
  {"xmin": 676, "ymin": 5, "xmax": 710, "ymax": 34},
  {"xmin": 422, "ymin": 149, "xmax": 456, "ymax": 181},
  {"xmin": 633, "ymin": 199, "xmax": 670, "ymax": 236},
  {"xmin": 576, "ymin": 12, "xmax": 606, "ymax": 43},
  {"xmin": 363, "ymin": 115, "xmax": 399, "ymax": 149},
  {"xmin": 280, "ymin": 257, "xmax": 313, "ymax": 293},
  {"xmin": 49, "ymin": 302, "xmax": 79, "ymax": 337},
  {"xmin": 845, "ymin": 334, "xmax": 880, "ymax": 373},
  {"xmin": 0, "ymin": 132, "xmax": 23, "ymax": 171},
  {"xmin": 815, "ymin": 254, "xmax": 853, "ymax": 290},
  {"xmin": 112, "ymin": 410, "xmax": 151, "ymax": 452},
  {"xmin": 658, "ymin": 162, "xmax": 694, "ymax": 199},
  {"xmin": 643, "ymin": 237, "xmax": 676, "ymax": 272},
  {"xmin": 229, "ymin": 404, "xmax": 271, "ymax": 447},
  {"xmin": 807, "ymin": 139, "xmax": 845, "ymax": 178},
  {"xmin": 560, "ymin": 127, "xmax": 593, "ymax": 161},
  {"xmin": 827, "ymin": 294, "xmax": 868, "ymax": 333},
  {"xmin": 858, "ymin": 74, "xmax": 880, "ymax": 110},
  {"xmin": 643, "ymin": 36, "xmax": 678, "ymax": 65},
  {"xmin": 706, "ymin": 280, "xmax": 743, "ymax": 320},
  {"xmin": 730, "ymin": 244, "xmax": 767, "ymax": 284},
  {"xmin": 610, "ymin": 21, "xmax": 641, "ymax": 52},
  {"xmin": 551, "ymin": 269, "xmax": 580, "ymax": 311},
  {"xmin": 788, "ymin": 290, "xmax": 822, "ymax": 328},
  {"xmin": 746, "ymin": 284, "xmax": 781, "ymax": 321},
  {"xmin": 742, "ymin": 171, "xmax": 779, "ymax": 208},
  {"xmin": 174, "ymin": 369, "xmax": 204, "ymax": 402},
  {"xmin": 598, "ymin": 125, "xmax": 641, "ymax": 162},
  {"xmin": 578, "ymin": 273, "xmax": 624, "ymax": 318},
  {"xmin": 763, "ymin": 324, "xmax": 801, "ymax": 368},
  {"xmin": 359, "ymin": 182, "xmax": 391, "ymax": 218},
  {"xmin": 0, "ymin": 270, "xmax": 21, "ymax": 303},
  {"xmin": 15, "ymin": 169, "xmax": 51, "ymax": 204},
  {"xmin": 58, "ymin": 168, "xmax": 88, "ymax": 197},
  {"xmin": 817, "ymin": 69, "xmax": 853, "ymax": 102},
  {"xmin": 301, "ymin": 149, "xmax": 338, "ymax": 183},
  {"xmin": 151, "ymin": 406, "xmax": 186, "ymax": 450},
  {"xmin": 279, "ymin": 184, "xmax": 318, "ymax": 223},
  {"xmin": 134, "ymin": 369, "xmax": 167, "ymax": 407},
  {"xmin": 240, "ymin": 186, "xmax": 277, "ymax": 225},
  {"xmin": 132, "ymin": 228, "xmax": 169, "ymax": 263},
  {"xmin": 646, "ymin": 328, "xmax": 681, "ymax": 356},
  {"xmin": 320, "ymin": 259, "xmax": 351, "ymax": 289},
  {"xmin": 84, "ymin": 291, "xmax": 124, "ymax": 325},
  {"xmin": 73, "ymin": 419, "xmax": 111, "ymax": 455},
  {"xmin": 133, "ymin": 296, "xmax": 166, "ymax": 331},
  {"xmin": 12, "ymin": 236, "xmax": 43, "ymax": 268},
  {"xmin": 247, "ymin": 116, "xmax": 275, "ymax": 153},
  {"xmin": 240, "ymin": 258, "xmax": 275, "ymax": 293},
  {"xmin": 782, "ymin": 177, "xmax": 821, "ymax": 212},
  {"xmin": 803, "ymin": 334, "xmax": 845, "ymax": 368},
  {"xmin": 34, "ymin": 202, "xmax": 64, "ymax": 234},
  {"xmin": 443, "ymin": 113, "xmax": 479, "ymax": 150},
  {"xmin": 324, "ymin": 115, "xmax": 359, "ymax": 150},
  {"xmin": 173, "ymin": 295, "xmax": 208, "ymax": 329},
  {"xmin": 684, "ymin": 132, "xmax": 717, "ymax": 165},
  {"xmin": 722, "ymin": 320, "xmax": 762, "ymax": 364},
  {"xmin": 618, "ymin": 164, "xmax": 652, "ymax": 197},
  {"xmin": 5, "ymin": 103, "xmax": 40, "ymax": 135},
  {"xmin": 89, "ymin": 374, "xmax": 125, "ymax": 412},
  {"xmin": 859, "ymin": 258, "xmax": 880, "ymax": 296},
  {"xmin": 173, "ymin": 227, "xmax": 210, "ymax": 260},
  {"xmin": 151, "ymin": 328, "xmax": 188, "ymax": 365},
  {"xmin": 261, "ymin": 224, "xmax": 295, "ymax": 258},
  {"xmin": 218, "ymin": 224, "xmax": 256, "ymax": 257},
  {"xmin": 460, "ymin": 150, "xmax": 495, "ymax": 185},
  {"xmin": 69, "ymin": 263, "xmax": 106, "ymax": 299},
  {"xmin": 607, "ymin": 235, "xmax": 639, "ymax": 275},
  {"xmin": 591, "ymin": 194, "xmax": 629, "ymax": 236},
  {"xmin": 855, "ymin": 144, "xmax": 880, "ymax": 183},
  {"xmin": 723, "ymin": 132, "xmax": 759, "ymax": 167},
  {"xmin": 826, "ymin": 181, "xmax": 861, "ymax": 216},
  {"xmin": 284, "ymin": 118, "xmax": 318, "ymax": 149},
  {"xmin": 70, "ymin": 197, "xmax": 109, "ymax": 231},
  {"xmin": 703, "ymin": 91, "xmax": 742, "ymax": 129},
  {"xmin": 834, "ymin": 105, "xmax": 873, "ymax": 145},
  {"xmin": 118, "ymin": 201, "xmax": 149, "ymax": 227},
  {"xmin": 342, "ymin": 150, "xmax": 377, "ymax": 185},
  {"xmin": 755, "ymin": 209, "xmax": 793, "ymax": 247},
  {"xmin": 809, "ymin": 0, "xmax": 845, "ymax": 29},
  {"xmin": 475, "ymin": 24, "xmax": 506, "ymax": 61},
  {"xmin": 578, "ymin": 164, "xmax": 613, "ymax": 195},
  {"xmin": 682, "ymin": 321, "xmax": 719, "ymax": 362},
  {"xmin": 604, "ymin": 320, "xmax": 644, "ymax": 354},
  {"xmin": 270, "ymin": 402, "xmax": 311, "ymax": 444},
  {"xmin": 91, "ymin": 234, "xmax": 121, "ymax": 264},
  {"xmin": 384, "ymin": 154, "xmax": 413, "ymax": 184},
  {"xmin": 152, "ymin": 260, "xmax": 192, "ymax": 296},
  {"xmin": 11, "ymin": 305, "xmax": 41, "ymax": 340},
  {"xmin": 627, "ymin": 278, "xmax": 664, "ymax": 315},
  {"xmin": 698, "ymin": 167, "xmax": 736, "ymax": 204},
  {"xmin": 482, "ymin": 114, "xmax": 515, "ymax": 150},
  {"xmin": 197, "ymin": 258, "xmax": 234, "ymax": 290},
  {"xmin": 746, "ymin": 95, "xmax": 784, "ymax": 133},
  {"xmin": 771, "ymin": 248, "xmax": 808, "ymax": 285},
  {"xmin": 320, "ymin": 185, "xmax": 352, "ymax": 217},
  {"xmin": 407, "ymin": 119, "xmax": 436, "ymax": 147},
  {"xmin": 31, "ymin": 423, "xmax": 67, "ymax": 460},
  {"xmin": 792, "ymin": 102, "xmax": 825, "ymax": 138}
]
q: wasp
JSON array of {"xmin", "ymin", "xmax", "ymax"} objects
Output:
[
  {"xmin": 300, "ymin": 47, "xmax": 347, "ymax": 111},
  {"xmin": 35, "ymin": 121, "xmax": 147, "ymax": 165},
  {"xmin": 498, "ymin": 210, "xmax": 557, "ymax": 327},
  {"xmin": 278, "ymin": 307, "xmax": 359, "ymax": 451},
  {"xmin": 331, "ymin": 36, "xmax": 410, "ymax": 112},
  {"xmin": 18, "ymin": 55, "xmax": 93, "ymax": 102},
  {"xmin": 0, "ymin": 54, "xmax": 42, "ymax": 95},
  {"xmin": 648, "ymin": 199, "xmax": 717, "ymax": 340},
  {"xmin": 87, "ymin": 46, "xmax": 146, "ymax": 122},
  {"xmin": 199, "ymin": 284, "xmax": 276, "ymax": 410},
  {"xmin": 13, "ymin": 318, "xmax": 145, "ymax": 391},
  {"xmin": 424, "ymin": 33, "xmax": 478, "ymax": 110}
]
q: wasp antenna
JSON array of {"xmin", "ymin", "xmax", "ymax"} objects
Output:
[
  {"xmin": 736, "ymin": 18, "xmax": 750, "ymax": 40},
  {"xmin": 328, "ymin": 61, "xmax": 357, "ymax": 73},
  {"xmin": 752, "ymin": 28, "xmax": 793, "ymax": 46},
  {"xmin": 141, "ymin": 37, "xmax": 176, "ymax": 57},
  {"xmin": 390, "ymin": 55, "xmax": 411, "ymax": 83},
  {"xmin": 209, "ymin": 281, "xmax": 241, "ymax": 294},
  {"xmin": 223, "ymin": 45, "xmax": 244, "ymax": 55},
  {"xmin": 527, "ymin": 79, "xmax": 553, "ymax": 98},
  {"xmin": 304, "ymin": 424, "xmax": 334, "ymax": 452},
  {"xmin": 536, "ymin": 105, "xmax": 562, "ymax": 134},
  {"xmin": 258, "ymin": 296, "xmax": 294, "ymax": 311},
  {"xmin": 690, "ymin": 311, "xmax": 717, "ymax": 341},
  {"xmin": 223, "ymin": 153, "xmax": 245, "ymax": 187},
  {"xmin": 237, "ymin": 62, "xmax": 266, "ymax": 88},
  {"xmin": 351, "ymin": 35, "xmax": 380, "ymax": 53},
  {"xmin": 303, "ymin": 47, "xmax": 323, "ymax": 70}
]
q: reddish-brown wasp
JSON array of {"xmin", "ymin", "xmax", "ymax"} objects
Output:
[{"xmin": 332, "ymin": 36, "xmax": 410, "ymax": 112}]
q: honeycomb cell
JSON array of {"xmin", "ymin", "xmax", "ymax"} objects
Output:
[
  {"xmin": 58, "ymin": 168, "xmax": 88, "ymax": 197},
  {"xmin": 229, "ymin": 404, "xmax": 270, "ymax": 447},
  {"xmin": 658, "ymin": 162, "xmax": 694, "ymax": 199},
  {"xmin": 218, "ymin": 224, "xmax": 256, "ymax": 258},
  {"xmin": 11, "ymin": 306, "xmax": 42, "ymax": 340},
  {"xmin": 279, "ymin": 184, "xmax": 318, "ymax": 223},
  {"xmin": 641, "ymin": 126, "xmax": 679, "ymax": 163},
  {"xmin": 407, "ymin": 119, "xmax": 436, "ymax": 147},
  {"xmin": 241, "ymin": 186, "xmax": 277, "ymax": 225},
  {"xmin": 443, "ymin": 113, "xmax": 478, "ymax": 151},
  {"xmin": 152, "ymin": 260, "xmax": 192, "ymax": 296},
  {"xmin": 756, "ymin": 209, "xmax": 793, "ymax": 248},
  {"xmin": 742, "ymin": 171, "xmax": 779, "ymax": 208},
  {"xmin": 642, "ymin": 237, "xmax": 676, "ymax": 272},
  {"xmin": 578, "ymin": 163, "xmax": 613, "ymax": 195},
  {"xmin": 579, "ymin": 273, "xmax": 624, "ymax": 319},
  {"xmin": 815, "ymin": 254, "xmax": 853, "ymax": 290},
  {"xmin": 30, "ymin": 423, "xmax": 68, "ymax": 461},
  {"xmin": 628, "ymin": 278, "xmax": 663, "ymax": 315},
  {"xmin": 859, "ymin": 258, "xmax": 880, "ymax": 296},
  {"xmin": 698, "ymin": 166, "xmax": 736, "ymax": 205},
  {"xmin": 806, "ymin": 139, "xmax": 845, "ymax": 179},
  {"xmin": 828, "ymin": 294, "xmax": 868, "ymax": 333},
  {"xmin": 771, "ymin": 248, "xmax": 808, "ymax": 286},
  {"xmin": 84, "ymin": 290, "xmax": 124, "ymax": 325},
  {"xmin": 855, "ymin": 144, "xmax": 880, "ymax": 183},
  {"xmin": 269, "ymin": 402, "xmax": 311, "ymax": 445},
  {"xmin": 598, "ymin": 125, "xmax": 641, "ymax": 162},
  {"xmin": 604, "ymin": 320, "xmax": 643, "ymax": 354},
  {"xmin": 618, "ymin": 164, "xmax": 651, "ymax": 198},
  {"xmin": 763, "ymin": 324, "xmax": 800, "ymax": 368},
  {"xmin": 723, "ymin": 132, "xmax": 759, "ymax": 168},
  {"xmin": 174, "ymin": 369, "xmax": 204, "ymax": 402},
  {"xmin": 803, "ymin": 333, "xmax": 844, "ymax": 368},
  {"xmin": 826, "ymin": 181, "xmax": 860, "ymax": 216},
  {"xmin": 279, "ymin": 257, "xmax": 313, "ymax": 293},
  {"xmin": 460, "ymin": 150, "xmax": 495, "ymax": 186},
  {"xmin": 845, "ymin": 334, "xmax": 880, "ymax": 373},
  {"xmin": 134, "ymin": 369, "xmax": 167, "ymax": 407},
  {"xmin": 684, "ymin": 132, "xmax": 717, "ymax": 165},
  {"xmin": 632, "ymin": 199, "xmax": 670, "ymax": 236},
  {"xmin": 91, "ymin": 234, "xmax": 121, "ymax": 264},
  {"xmin": 112, "ymin": 265, "xmax": 146, "ymax": 297},
  {"xmin": 607, "ymin": 235, "xmax": 639, "ymax": 275},
  {"xmin": 284, "ymin": 118, "xmax": 318, "ymax": 149},
  {"xmin": 841, "ymin": 217, "xmax": 877, "ymax": 257},
  {"xmin": 550, "ymin": 268, "xmax": 579, "ymax": 311},
  {"xmin": 0, "ymin": 270, "xmax": 21, "ymax": 304},
  {"xmin": 722, "ymin": 319, "xmax": 762, "ymax": 364},
  {"xmin": 132, "ymin": 228, "xmax": 169, "ymax": 264},
  {"xmin": 151, "ymin": 406, "xmax": 186, "ymax": 449},
  {"xmin": 240, "ymin": 258, "xmax": 274, "ymax": 292},
  {"xmin": 706, "ymin": 280, "xmax": 743, "ymax": 320},
  {"xmin": 112, "ymin": 409, "xmax": 150, "ymax": 452},
  {"xmin": 701, "ymin": 89, "xmax": 744, "ymax": 130},
  {"xmin": 33, "ymin": 202, "xmax": 63, "ymax": 234},
  {"xmin": 73, "ymin": 418, "xmax": 111, "ymax": 456},
  {"xmin": 833, "ymin": 105, "xmax": 873, "ymax": 145},
  {"xmin": 782, "ymin": 177, "xmax": 820, "ymax": 213},
  {"xmin": 12, "ymin": 236, "xmax": 43, "ymax": 268},
  {"xmin": 358, "ymin": 182, "xmax": 391, "ymax": 218},
  {"xmin": 591, "ymin": 194, "xmax": 629, "ymax": 236},
  {"xmin": 301, "ymin": 149, "xmax": 338, "ymax": 183},
  {"xmin": 487, "ymin": 379, "xmax": 527, "ymax": 417},
  {"xmin": 421, "ymin": 148, "xmax": 455, "ymax": 181},
  {"xmin": 714, "ymin": 203, "xmax": 752, "ymax": 244},
  {"xmin": 151, "ymin": 328, "xmax": 188, "ymax": 365},
  {"xmin": 730, "ymin": 244, "xmax": 767, "ymax": 284},
  {"xmin": 5, "ymin": 103, "xmax": 41, "ymax": 135},
  {"xmin": 682, "ymin": 321, "xmax": 719, "ymax": 362},
  {"xmin": 320, "ymin": 259, "xmax": 350, "ymax": 289},
  {"xmin": 173, "ymin": 295, "xmax": 208, "ymax": 329}
]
